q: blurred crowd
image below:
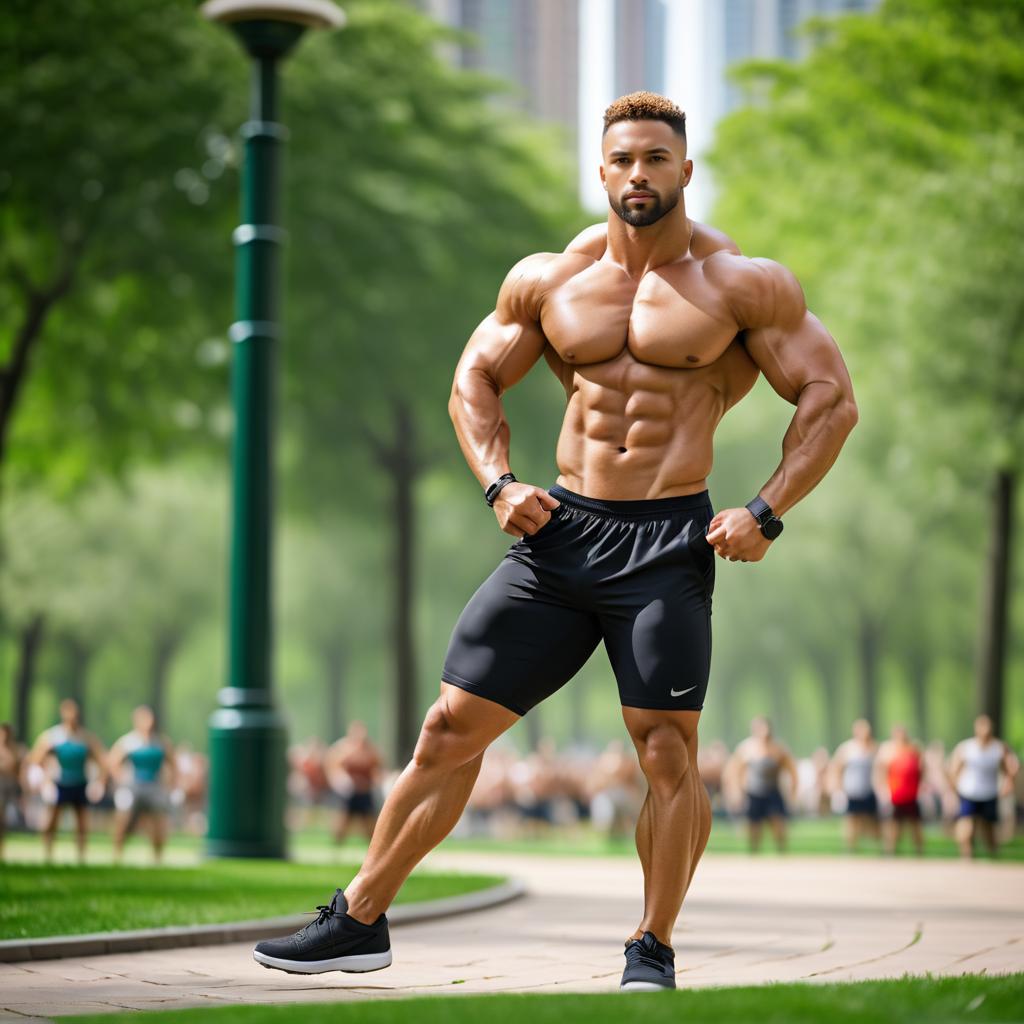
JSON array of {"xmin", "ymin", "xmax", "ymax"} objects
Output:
[{"xmin": 2, "ymin": 697, "xmax": 1020, "ymax": 864}]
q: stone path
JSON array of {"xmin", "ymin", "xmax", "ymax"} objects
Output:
[{"xmin": 2, "ymin": 851, "xmax": 1021, "ymax": 1019}]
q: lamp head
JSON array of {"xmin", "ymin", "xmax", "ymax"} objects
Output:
[{"xmin": 201, "ymin": 0, "xmax": 344, "ymax": 58}]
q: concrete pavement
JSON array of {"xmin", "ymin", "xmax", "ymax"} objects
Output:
[{"xmin": 2, "ymin": 850, "xmax": 1022, "ymax": 1019}]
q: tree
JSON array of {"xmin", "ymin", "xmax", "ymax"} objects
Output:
[
  {"xmin": 0, "ymin": 0, "xmax": 238, "ymax": 497},
  {"xmin": 709, "ymin": 0, "xmax": 1024, "ymax": 735}
]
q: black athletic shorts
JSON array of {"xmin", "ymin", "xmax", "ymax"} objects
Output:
[{"xmin": 441, "ymin": 484, "xmax": 715, "ymax": 716}]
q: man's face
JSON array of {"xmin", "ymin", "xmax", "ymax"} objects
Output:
[{"xmin": 600, "ymin": 119, "xmax": 691, "ymax": 228}]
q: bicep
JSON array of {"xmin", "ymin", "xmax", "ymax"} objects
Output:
[
  {"xmin": 453, "ymin": 262, "xmax": 549, "ymax": 396},
  {"xmin": 744, "ymin": 310, "xmax": 853, "ymax": 406}
]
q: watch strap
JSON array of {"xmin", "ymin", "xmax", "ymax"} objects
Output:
[
  {"xmin": 745, "ymin": 495, "xmax": 774, "ymax": 524},
  {"xmin": 485, "ymin": 472, "xmax": 517, "ymax": 507}
]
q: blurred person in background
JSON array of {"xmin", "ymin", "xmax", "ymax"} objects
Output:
[
  {"xmin": 108, "ymin": 706, "xmax": 178, "ymax": 864},
  {"xmin": 876, "ymin": 724, "xmax": 924, "ymax": 856},
  {"xmin": 948, "ymin": 715, "xmax": 1019, "ymax": 859},
  {"xmin": 326, "ymin": 721, "xmax": 383, "ymax": 844},
  {"xmin": 922, "ymin": 740, "xmax": 959, "ymax": 825},
  {"xmin": 0, "ymin": 723, "xmax": 25, "ymax": 859},
  {"xmin": 829, "ymin": 719, "xmax": 880, "ymax": 851},
  {"xmin": 510, "ymin": 738, "xmax": 562, "ymax": 833},
  {"xmin": 727, "ymin": 717, "xmax": 797, "ymax": 852},
  {"xmin": 589, "ymin": 739, "xmax": 644, "ymax": 841},
  {"xmin": 463, "ymin": 745, "xmax": 515, "ymax": 837},
  {"xmin": 287, "ymin": 737, "xmax": 330, "ymax": 831},
  {"xmin": 696, "ymin": 739, "xmax": 729, "ymax": 817},
  {"xmin": 27, "ymin": 699, "xmax": 108, "ymax": 863},
  {"xmin": 173, "ymin": 742, "xmax": 209, "ymax": 836}
]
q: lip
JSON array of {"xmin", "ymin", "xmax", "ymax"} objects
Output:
[{"xmin": 625, "ymin": 192, "xmax": 654, "ymax": 201}]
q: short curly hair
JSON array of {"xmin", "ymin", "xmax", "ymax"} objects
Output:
[{"xmin": 603, "ymin": 91, "xmax": 686, "ymax": 140}]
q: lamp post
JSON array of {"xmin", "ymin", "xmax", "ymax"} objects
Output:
[{"xmin": 200, "ymin": 0, "xmax": 344, "ymax": 858}]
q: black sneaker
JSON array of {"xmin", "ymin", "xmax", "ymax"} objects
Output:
[
  {"xmin": 619, "ymin": 931, "xmax": 676, "ymax": 992},
  {"xmin": 252, "ymin": 888, "xmax": 392, "ymax": 975}
]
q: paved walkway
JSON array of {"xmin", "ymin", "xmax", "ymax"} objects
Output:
[{"xmin": 3, "ymin": 851, "xmax": 1022, "ymax": 1019}]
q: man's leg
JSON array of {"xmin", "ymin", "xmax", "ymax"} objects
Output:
[
  {"xmin": 344, "ymin": 683, "xmax": 518, "ymax": 923},
  {"xmin": 622, "ymin": 707, "xmax": 709, "ymax": 946},
  {"xmin": 769, "ymin": 813, "xmax": 787, "ymax": 853}
]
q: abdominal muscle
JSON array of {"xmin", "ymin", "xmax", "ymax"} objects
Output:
[{"xmin": 552, "ymin": 350, "xmax": 726, "ymax": 501}]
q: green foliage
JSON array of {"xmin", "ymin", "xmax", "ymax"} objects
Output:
[
  {"xmin": 706, "ymin": 0, "xmax": 1024, "ymax": 745},
  {"xmin": 0, "ymin": 0, "xmax": 239, "ymax": 491}
]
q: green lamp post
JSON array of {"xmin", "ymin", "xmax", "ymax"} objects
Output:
[{"xmin": 200, "ymin": 0, "xmax": 344, "ymax": 858}]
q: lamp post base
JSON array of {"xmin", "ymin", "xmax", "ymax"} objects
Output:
[{"xmin": 205, "ymin": 702, "xmax": 289, "ymax": 859}]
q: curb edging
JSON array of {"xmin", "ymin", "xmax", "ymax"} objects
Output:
[{"xmin": 0, "ymin": 877, "xmax": 527, "ymax": 963}]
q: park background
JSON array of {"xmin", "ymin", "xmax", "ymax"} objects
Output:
[{"xmin": 1, "ymin": 0, "xmax": 1021, "ymax": 771}]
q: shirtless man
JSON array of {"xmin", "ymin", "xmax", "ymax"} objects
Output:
[
  {"xmin": 253, "ymin": 91, "xmax": 857, "ymax": 991},
  {"xmin": 325, "ymin": 721, "xmax": 384, "ymax": 843},
  {"xmin": 726, "ymin": 717, "xmax": 798, "ymax": 853}
]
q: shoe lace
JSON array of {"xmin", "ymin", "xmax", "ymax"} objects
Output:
[
  {"xmin": 312, "ymin": 904, "xmax": 335, "ymax": 926},
  {"xmin": 625, "ymin": 940, "xmax": 669, "ymax": 972}
]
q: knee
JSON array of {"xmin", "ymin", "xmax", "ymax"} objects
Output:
[
  {"xmin": 412, "ymin": 697, "xmax": 478, "ymax": 772},
  {"xmin": 635, "ymin": 723, "xmax": 692, "ymax": 789}
]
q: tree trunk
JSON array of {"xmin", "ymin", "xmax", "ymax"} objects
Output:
[
  {"xmin": 388, "ymin": 402, "xmax": 419, "ymax": 765},
  {"xmin": 905, "ymin": 645, "xmax": 930, "ymax": 741},
  {"xmin": 808, "ymin": 647, "xmax": 843, "ymax": 749},
  {"xmin": 976, "ymin": 467, "xmax": 1015, "ymax": 736},
  {"xmin": 322, "ymin": 643, "xmax": 346, "ymax": 741},
  {"xmin": 13, "ymin": 614, "xmax": 45, "ymax": 743},
  {"xmin": 150, "ymin": 631, "xmax": 181, "ymax": 728},
  {"xmin": 0, "ymin": 255, "xmax": 79, "ymax": 477},
  {"xmin": 62, "ymin": 636, "xmax": 93, "ymax": 723},
  {"xmin": 857, "ymin": 612, "xmax": 881, "ymax": 729}
]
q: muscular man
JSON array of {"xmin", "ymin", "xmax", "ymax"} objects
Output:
[{"xmin": 253, "ymin": 91, "xmax": 857, "ymax": 991}]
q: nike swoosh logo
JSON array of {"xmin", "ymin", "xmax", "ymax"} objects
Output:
[{"xmin": 670, "ymin": 686, "xmax": 696, "ymax": 697}]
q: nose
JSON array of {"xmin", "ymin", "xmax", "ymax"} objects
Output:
[{"xmin": 629, "ymin": 164, "xmax": 649, "ymax": 185}]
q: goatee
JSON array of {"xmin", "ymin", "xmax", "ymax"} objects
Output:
[{"xmin": 610, "ymin": 187, "xmax": 680, "ymax": 227}]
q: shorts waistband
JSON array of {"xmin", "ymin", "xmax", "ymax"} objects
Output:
[{"xmin": 549, "ymin": 484, "xmax": 711, "ymax": 520}]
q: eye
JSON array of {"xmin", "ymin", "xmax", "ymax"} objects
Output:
[{"xmin": 651, "ymin": 156, "xmax": 665, "ymax": 162}]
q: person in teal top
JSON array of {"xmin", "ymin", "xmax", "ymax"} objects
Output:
[
  {"xmin": 28, "ymin": 699, "xmax": 108, "ymax": 863},
  {"xmin": 109, "ymin": 705, "xmax": 178, "ymax": 863}
]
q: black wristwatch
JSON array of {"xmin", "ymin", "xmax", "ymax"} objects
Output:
[
  {"xmin": 485, "ymin": 472, "xmax": 517, "ymax": 507},
  {"xmin": 746, "ymin": 495, "xmax": 784, "ymax": 540}
]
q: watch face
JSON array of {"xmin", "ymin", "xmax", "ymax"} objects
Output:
[{"xmin": 762, "ymin": 517, "xmax": 784, "ymax": 540}]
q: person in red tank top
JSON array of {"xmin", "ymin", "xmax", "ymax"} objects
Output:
[{"xmin": 875, "ymin": 725, "xmax": 923, "ymax": 855}]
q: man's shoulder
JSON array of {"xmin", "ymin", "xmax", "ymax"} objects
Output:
[
  {"xmin": 499, "ymin": 250, "xmax": 593, "ymax": 316},
  {"xmin": 704, "ymin": 250, "xmax": 805, "ymax": 330}
]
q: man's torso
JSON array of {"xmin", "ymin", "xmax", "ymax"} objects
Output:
[{"xmin": 529, "ymin": 224, "xmax": 761, "ymax": 500}]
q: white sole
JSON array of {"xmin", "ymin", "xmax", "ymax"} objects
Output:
[
  {"xmin": 620, "ymin": 980, "xmax": 674, "ymax": 992},
  {"xmin": 252, "ymin": 948, "xmax": 393, "ymax": 974}
]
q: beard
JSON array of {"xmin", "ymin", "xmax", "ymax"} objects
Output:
[{"xmin": 609, "ymin": 186, "xmax": 680, "ymax": 227}]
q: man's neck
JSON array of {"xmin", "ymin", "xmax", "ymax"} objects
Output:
[{"xmin": 604, "ymin": 201, "xmax": 691, "ymax": 279}]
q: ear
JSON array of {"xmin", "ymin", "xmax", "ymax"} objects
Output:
[
  {"xmin": 681, "ymin": 159, "xmax": 693, "ymax": 189},
  {"xmin": 599, "ymin": 162, "xmax": 607, "ymax": 190}
]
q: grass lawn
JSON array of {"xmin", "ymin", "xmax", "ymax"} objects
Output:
[
  {"xmin": 0, "ymin": 860, "xmax": 504, "ymax": 941},
  {"xmin": 5, "ymin": 813, "xmax": 1022, "ymax": 866},
  {"xmin": 64, "ymin": 974, "xmax": 1024, "ymax": 1024}
]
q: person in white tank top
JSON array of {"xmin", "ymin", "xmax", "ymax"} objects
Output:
[
  {"xmin": 828, "ymin": 719, "xmax": 880, "ymax": 851},
  {"xmin": 949, "ymin": 715, "xmax": 1019, "ymax": 859}
]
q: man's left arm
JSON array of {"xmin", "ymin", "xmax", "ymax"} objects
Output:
[{"xmin": 708, "ymin": 258, "xmax": 858, "ymax": 562}]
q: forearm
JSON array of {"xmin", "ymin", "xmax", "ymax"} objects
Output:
[
  {"xmin": 448, "ymin": 366, "xmax": 513, "ymax": 489},
  {"xmin": 759, "ymin": 382, "xmax": 858, "ymax": 517}
]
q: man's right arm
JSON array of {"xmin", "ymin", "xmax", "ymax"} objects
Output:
[{"xmin": 448, "ymin": 254, "xmax": 561, "ymax": 539}]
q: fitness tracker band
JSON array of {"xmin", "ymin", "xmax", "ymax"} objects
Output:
[
  {"xmin": 485, "ymin": 472, "xmax": 517, "ymax": 507},
  {"xmin": 745, "ymin": 495, "xmax": 784, "ymax": 540}
]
